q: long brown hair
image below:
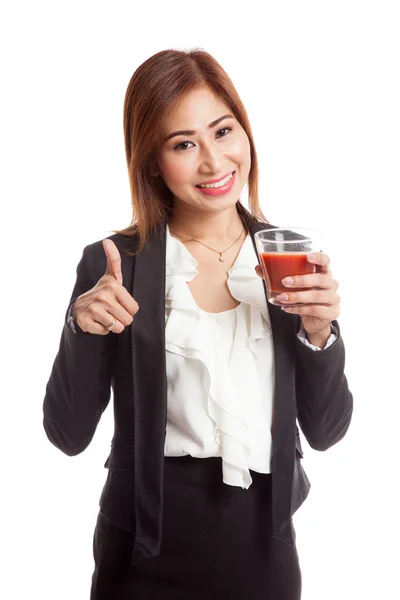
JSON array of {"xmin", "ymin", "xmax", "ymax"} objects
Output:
[{"xmin": 112, "ymin": 48, "xmax": 269, "ymax": 255}]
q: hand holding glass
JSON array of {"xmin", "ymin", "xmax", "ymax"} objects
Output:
[{"xmin": 254, "ymin": 228, "xmax": 323, "ymax": 307}]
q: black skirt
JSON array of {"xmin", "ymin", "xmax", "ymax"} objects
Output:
[{"xmin": 90, "ymin": 455, "xmax": 302, "ymax": 599}]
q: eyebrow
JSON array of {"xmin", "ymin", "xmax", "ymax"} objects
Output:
[{"xmin": 163, "ymin": 114, "xmax": 235, "ymax": 142}]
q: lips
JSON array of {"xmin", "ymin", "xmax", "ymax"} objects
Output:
[
  {"xmin": 195, "ymin": 171, "xmax": 236, "ymax": 196},
  {"xmin": 196, "ymin": 171, "xmax": 235, "ymax": 186}
]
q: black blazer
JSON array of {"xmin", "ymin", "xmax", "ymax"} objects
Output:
[{"xmin": 43, "ymin": 211, "xmax": 353, "ymax": 565}]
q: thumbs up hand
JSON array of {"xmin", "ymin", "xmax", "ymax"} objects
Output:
[{"xmin": 71, "ymin": 239, "xmax": 140, "ymax": 335}]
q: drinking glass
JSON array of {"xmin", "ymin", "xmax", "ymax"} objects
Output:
[{"xmin": 254, "ymin": 227, "xmax": 323, "ymax": 307}]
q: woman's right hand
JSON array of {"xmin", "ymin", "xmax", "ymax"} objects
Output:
[{"xmin": 71, "ymin": 239, "xmax": 140, "ymax": 335}]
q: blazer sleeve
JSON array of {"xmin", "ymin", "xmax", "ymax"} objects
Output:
[
  {"xmin": 294, "ymin": 318, "xmax": 353, "ymax": 451},
  {"xmin": 42, "ymin": 243, "xmax": 115, "ymax": 456}
]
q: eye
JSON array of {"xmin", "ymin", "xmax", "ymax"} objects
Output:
[
  {"xmin": 173, "ymin": 126, "xmax": 233, "ymax": 151},
  {"xmin": 173, "ymin": 140, "xmax": 195, "ymax": 151},
  {"xmin": 216, "ymin": 127, "xmax": 233, "ymax": 137}
]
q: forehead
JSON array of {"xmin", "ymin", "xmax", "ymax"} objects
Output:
[{"xmin": 164, "ymin": 87, "xmax": 232, "ymax": 130}]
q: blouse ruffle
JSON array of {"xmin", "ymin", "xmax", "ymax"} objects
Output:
[{"xmin": 165, "ymin": 225, "xmax": 274, "ymax": 489}]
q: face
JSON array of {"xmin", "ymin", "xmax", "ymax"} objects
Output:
[{"xmin": 155, "ymin": 86, "xmax": 251, "ymax": 216}]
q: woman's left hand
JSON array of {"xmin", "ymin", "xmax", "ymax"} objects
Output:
[{"xmin": 255, "ymin": 252, "xmax": 340, "ymax": 341}]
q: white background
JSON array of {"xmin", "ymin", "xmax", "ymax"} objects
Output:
[{"xmin": 2, "ymin": 1, "xmax": 399, "ymax": 598}]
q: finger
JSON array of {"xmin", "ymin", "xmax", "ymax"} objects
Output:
[
  {"xmin": 91, "ymin": 319, "xmax": 119, "ymax": 335},
  {"xmin": 113, "ymin": 286, "xmax": 140, "ymax": 316},
  {"xmin": 307, "ymin": 251, "xmax": 331, "ymax": 274},
  {"xmin": 91, "ymin": 296, "xmax": 137, "ymax": 328},
  {"xmin": 276, "ymin": 289, "xmax": 340, "ymax": 305},
  {"xmin": 103, "ymin": 239, "xmax": 123, "ymax": 285},
  {"xmin": 97, "ymin": 313, "xmax": 125, "ymax": 334},
  {"xmin": 91, "ymin": 305, "xmax": 127, "ymax": 333},
  {"xmin": 282, "ymin": 272, "xmax": 338, "ymax": 290},
  {"xmin": 255, "ymin": 264, "xmax": 265, "ymax": 279},
  {"xmin": 78, "ymin": 314, "xmax": 119, "ymax": 335},
  {"xmin": 281, "ymin": 303, "xmax": 340, "ymax": 320}
]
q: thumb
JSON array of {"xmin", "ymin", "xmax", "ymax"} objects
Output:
[
  {"xmin": 255, "ymin": 264, "xmax": 264, "ymax": 279},
  {"xmin": 102, "ymin": 239, "xmax": 123, "ymax": 285}
]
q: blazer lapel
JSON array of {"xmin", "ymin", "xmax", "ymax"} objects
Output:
[
  {"xmin": 249, "ymin": 220, "xmax": 298, "ymax": 541},
  {"xmin": 130, "ymin": 225, "xmax": 168, "ymax": 562}
]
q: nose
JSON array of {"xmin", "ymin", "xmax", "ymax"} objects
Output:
[{"xmin": 198, "ymin": 144, "xmax": 221, "ymax": 174}]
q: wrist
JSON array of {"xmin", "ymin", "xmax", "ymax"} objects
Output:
[
  {"xmin": 71, "ymin": 301, "xmax": 79, "ymax": 325},
  {"xmin": 305, "ymin": 324, "xmax": 332, "ymax": 349}
]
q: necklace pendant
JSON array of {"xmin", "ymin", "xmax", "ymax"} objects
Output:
[{"xmin": 219, "ymin": 254, "xmax": 225, "ymax": 262}]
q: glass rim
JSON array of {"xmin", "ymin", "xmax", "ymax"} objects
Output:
[{"xmin": 254, "ymin": 226, "xmax": 322, "ymax": 243}]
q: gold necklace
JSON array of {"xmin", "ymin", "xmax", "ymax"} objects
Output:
[{"xmin": 169, "ymin": 227, "xmax": 245, "ymax": 262}]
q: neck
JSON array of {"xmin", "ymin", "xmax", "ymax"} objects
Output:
[{"xmin": 168, "ymin": 204, "xmax": 245, "ymax": 244}]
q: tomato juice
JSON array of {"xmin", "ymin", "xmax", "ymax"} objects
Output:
[{"xmin": 260, "ymin": 252, "xmax": 315, "ymax": 304}]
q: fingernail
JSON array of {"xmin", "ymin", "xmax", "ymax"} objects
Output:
[
  {"xmin": 282, "ymin": 277, "xmax": 294, "ymax": 286},
  {"xmin": 307, "ymin": 253, "xmax": 316, "ymax": 261},
  {"xmin": 281, "ymin": 306, "xmax": 293, "ymax": 311},
  {"xmin": 277, "ymin": 294, "xmax": 289, "ymax": 301}
]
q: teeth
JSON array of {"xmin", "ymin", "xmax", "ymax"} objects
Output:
[{"xmin": 198, "ymin": 172, "xmax": 233, "ymax": 189}]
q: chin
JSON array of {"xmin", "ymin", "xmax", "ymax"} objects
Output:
[{"xmin": 202, "ymin": 197, "xmax": 240, "ymax": 213}]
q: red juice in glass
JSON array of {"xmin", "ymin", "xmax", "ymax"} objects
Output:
[
  {"xmin": 260, "ymin": 252, "xmax": 315, "ymax": 305},
  {"xmin": 254, "ymin": 227, "xmax": 322, "ymax": 307}
]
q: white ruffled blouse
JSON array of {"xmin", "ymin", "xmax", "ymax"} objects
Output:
[{"xmin": 164, "ymin": 224, "xmax": 276, "ymax": 489}]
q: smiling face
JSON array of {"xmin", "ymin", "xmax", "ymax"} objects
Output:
[{"xmin": 155, "ymin": 86, "xmax": 251, "ymax": 217}]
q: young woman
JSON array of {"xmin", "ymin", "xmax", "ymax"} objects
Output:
[{"xmin": 43, "ymin": 49, "xmax": 353, "ymax": 600}]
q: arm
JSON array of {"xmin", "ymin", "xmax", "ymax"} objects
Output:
[
  {"xmin": 294, "ymin": 317, "xmax": 353, "ymax": 451},
  {"xmin": 42, "ymin": 243, "xmax": 115, "ymax": 456}
]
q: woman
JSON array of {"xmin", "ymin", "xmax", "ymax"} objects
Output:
[{"xmin": 43, "ymin": 49, "xmax": 353, "ymax": 599}]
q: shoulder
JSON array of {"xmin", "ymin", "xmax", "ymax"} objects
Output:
[
  {"xmin": 249, "ymin": 219, "xmax": 278, "ymax": 235},
  {"xmin": 84, "ymin": 232, "xmax": 138, "ymax": 258}
]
